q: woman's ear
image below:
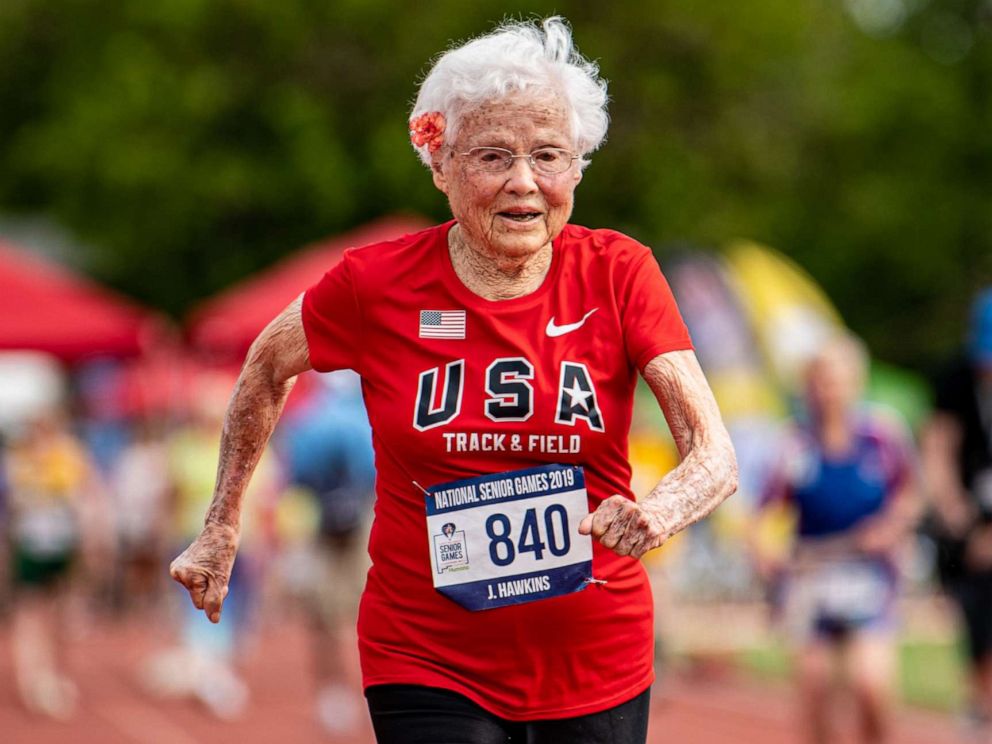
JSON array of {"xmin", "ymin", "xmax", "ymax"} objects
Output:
[{"xmin": 431, "ymin": 155, "xmax": 449, "ymax": 195}]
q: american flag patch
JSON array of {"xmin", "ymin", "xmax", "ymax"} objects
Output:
[{"xmin": 419, "ymin": 310, "xmax": 466, "ymax": 339}]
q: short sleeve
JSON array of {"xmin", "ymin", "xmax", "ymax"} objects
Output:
[
  {"xmin": 875, "ymin": 411, "xmax": 917, "ymax": 495},
  {"xmin": 301, "ymin": 251, "xmax": 363, "ymax": 373},
  {"xmin": 620, "ymin": 250, "xmax": 694, "ymax": 370},
  {"xmin": 758, "ymin": 428, "xmax": 798, "ymax": 508}
]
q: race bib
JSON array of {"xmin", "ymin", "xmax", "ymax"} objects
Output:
[
  {"xmin": 13, "ymin": 502, "xmax": 78, "ymax": 557},
  {"xmin": 425, "ymin": 464, "xmax": 593, "ymax": 611},
  {"xmin": 811, "ymin": 560, "xmax": 890, "ymax": 622}
]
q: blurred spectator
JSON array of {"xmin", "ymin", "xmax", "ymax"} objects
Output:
[
  {"xmin": 279, "ymin": 370, "xmax": 375, "ymax": 735},
  {"xmin": 3, "ymin": 409, "xmax": 107, "ymax": 719},
  {"xmin": 752, "ymin": 334, "xmax": 919, "ymax": 744},
  {"xmin": 0, "ymin": 430, "xmax": 9, "ymax": 613},
  {"xmin": 923, "ymin": 287, "xmax": 992, "ymax": 734},
  {"xmin": 108, "ymin": 419, "xmax": 173, "ymax": 613}
]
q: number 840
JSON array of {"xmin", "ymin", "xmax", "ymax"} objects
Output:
[{"xmin": 486, "ymin": 506, "xmax": 571, "ymax": 566}]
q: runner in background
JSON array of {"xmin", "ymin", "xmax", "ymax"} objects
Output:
[
  {"xmin": 753, "ymin": 334, "xmax": 919, "ymax": 744},
  {"xmin": 3, "ymin": 408, "xmax": 108, "ymax": 719},
  {"xmin": 278, "ymin": 370, "xmax": 375, "ymax": 735},
  {"xmin": 109, "ymin": 419, "xmax": 173, "ymax": 615},
  {"xmin": 923, "ymin": 286, "xmax": 992, "ymax": 735}
]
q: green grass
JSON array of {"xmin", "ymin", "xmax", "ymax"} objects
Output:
[{"xmin": 739, "ymin": 639, "xmax": 965, "ymax": 712}]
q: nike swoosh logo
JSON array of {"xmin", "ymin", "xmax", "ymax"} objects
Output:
[{"xmin": 546, "ymin": 308, "xmax": 598, "ymax": 337}]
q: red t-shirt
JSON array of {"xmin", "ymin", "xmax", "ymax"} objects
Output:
[{"xmin": 302, "ymin": 221, "xmax": 692, "ymax": 720}]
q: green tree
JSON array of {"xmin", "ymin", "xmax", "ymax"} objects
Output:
[{"xmin": 0, "ymin": 0, "xmax": 989, "ymax": 369}]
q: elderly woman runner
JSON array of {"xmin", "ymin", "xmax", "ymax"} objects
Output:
[{"xmin": 172, "ymin": 17, "xmax": 737, "ymax": 744}]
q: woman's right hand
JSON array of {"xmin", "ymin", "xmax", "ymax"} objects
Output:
[{"xmin": 169, "ymin": 522, "xmax": 240, "ymax": 624}]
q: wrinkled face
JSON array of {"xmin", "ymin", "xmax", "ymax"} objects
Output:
[{"xmin": 431, "ymin": 94, "xmax": 582, "ymax": 262}]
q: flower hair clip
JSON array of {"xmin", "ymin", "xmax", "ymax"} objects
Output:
[{"xmin": 410, "ymin": 111, "xmax": 446, "ymax": 154}]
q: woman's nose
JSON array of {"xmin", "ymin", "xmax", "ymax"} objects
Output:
[{"xmin": 503, "ymin": 156, "xmax": 539, "ymax": 194}]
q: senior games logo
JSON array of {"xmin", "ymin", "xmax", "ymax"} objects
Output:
[{"xmin": 433, "ymin": 522, "xmax": 470, "ymax": 573}]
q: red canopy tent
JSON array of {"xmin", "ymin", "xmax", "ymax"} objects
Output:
[
  {"xmin": 188, "ymin": 215, "xmax": 429, "ymax": 360},
  {"xmin": 0, "ymin": 240, "xmax": 169, "ymax": 363}
]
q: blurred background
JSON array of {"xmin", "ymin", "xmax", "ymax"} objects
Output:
[{"xmin": 0, "ymin": 1, "xmax": 990, "ymax": 742}]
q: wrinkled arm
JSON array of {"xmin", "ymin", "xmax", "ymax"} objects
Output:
[
  {"xmin": 579, "ymin": 350, "xmax": 738, "ymax": 558},
  {"xmin": 204, "ymin": 296, "xmax": 311, "ymax": 531},
  {"xmin": 170, "ymin": 296, "xmax": 311, "ymax": 622},
  {"xmin": 640, "ymin": 350, "xmax": 739, "ymax": 535}
]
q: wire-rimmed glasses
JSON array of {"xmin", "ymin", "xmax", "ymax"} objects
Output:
[{"xmin": 457, "ymin": 146, "xmax": 578, "ymax": 175}]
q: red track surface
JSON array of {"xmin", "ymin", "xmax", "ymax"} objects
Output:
[{"xmin": 0, "ymin": 615, "xmax": 963, "ymax": 744}]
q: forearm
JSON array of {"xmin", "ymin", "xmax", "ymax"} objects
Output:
[
  {"xmin": 921, "ymin": 414, "xmax": 973, "ymax": 532},
  {"xmin": 204, "ymin": 364, "xmax": 296, "ymax": 531},
  {"xmin": 172, "ymin": 297, "xmax": 311, "ymax": 623},
  {"xmin": 886, "ymin": 485, "xmax": 922, "ymax": 533},
  {"xmin": 642, "ymin": 431, "xmax": 737, "ymax": 538},
  {"xmin": 924, "ymin": 453, "xmax": 969, "ymax": 520},
  {"xmin": 641, "ymin": 352, "xmax": 739, "ymax": 538},
  {"xmin": 203, "ymin": 297, "xmax": 310, "ymax": 532}
]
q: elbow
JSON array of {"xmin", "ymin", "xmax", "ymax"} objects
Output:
[
  {"xmin": 724, "ymin": 464, "xmax": 739, "ymax": 502},
  {"xmin": 687, "ymin": 434, "xmax": 739, "ymax": 506},
  {"xmin": 721, "ymin": 461, "xmax": 740, "ymax": 501},
  {"xmin": 243, "ymin": 341, "xmax": 295, "ymax": 392},
  {"xmin": 244, "ymin": 338, "xmax": 281, "ymax": 382},
  {"xmin": 720, "ymin": 443, "xmax": 740, "ymax": 502}
]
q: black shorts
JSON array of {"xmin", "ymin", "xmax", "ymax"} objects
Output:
[
  {"xmin": 12, "ymin": 546, "xmax": 74, "ymax": 589},
  {"xmin": 947, "ymin": 572, "xmax": 992, "ymax": 664},
  {"xmin": 366, "ymin": 684, "xmax": 650, "ymax": 744}
]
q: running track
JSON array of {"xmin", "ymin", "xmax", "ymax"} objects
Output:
[{"xmin": 0, "ymin": 614, "xmax": 962, "ymax": 743}]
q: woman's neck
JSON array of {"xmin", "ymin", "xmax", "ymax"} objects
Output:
[
  {"xmin": 818, "ymin": 409, "xmax": 853, "ymax": 456},
  {"xmin": 448, "ymin": 224, "xmax": 552, "ymax": 301}
]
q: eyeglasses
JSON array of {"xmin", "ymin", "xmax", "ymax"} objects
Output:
[{"xmin": 456, "ymin": 146, "xmax": 578, "ymax": 175}]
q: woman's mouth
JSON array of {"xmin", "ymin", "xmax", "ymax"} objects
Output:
[{"xmin": 499, "ymin": 211, "xmax": 542, "ymax": 222}]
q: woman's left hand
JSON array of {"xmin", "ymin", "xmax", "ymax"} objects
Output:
[
  {"xmin": 578, "ymin": 495, "xmax": 669, "ymax": 559},
  {"xmin": 577, "ymin": 350, "xmax": 738, "ymax": 560},
  {"xmin": 855, "ymin": 519, "xmax": 900, "ymax": 557}
]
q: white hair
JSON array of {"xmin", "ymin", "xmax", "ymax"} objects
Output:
[
  {"xmin": 410, "ymin": 16, "xmax": 609, "ymax": 166},
  {"xmin": 805, "ymin": 331, "xmax": 870, "ymax": 385}
]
